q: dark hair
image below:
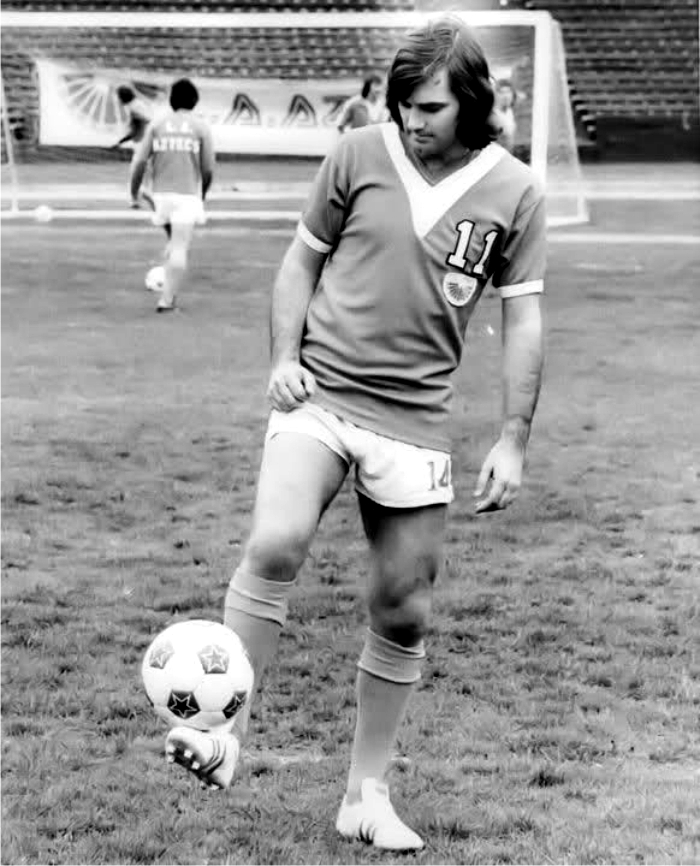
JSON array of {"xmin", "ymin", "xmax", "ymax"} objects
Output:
[
  {"xmin": 361, "ymin": 73, "xmax": 383, "ymax": 99},
  {"xmin": 386, "ymin": 16, "xmax": 499, "ymax": 150},
  {"xmin": 169, "ymin": 78, "xmax": 199, "ymax": 111},
  {"xmin": 116, "ymin": 85, "xmax": 135, "ymax": 104}
]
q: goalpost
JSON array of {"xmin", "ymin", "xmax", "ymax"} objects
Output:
[
  {"xmin": 1, "ymin": 72, "xmax": 20, "ymax": 215},
  {"xmin": 1, "ymin": 10, "xmax": 588, "ymax": 226}
]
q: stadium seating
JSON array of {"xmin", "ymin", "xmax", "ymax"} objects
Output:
[
  {"xmin": 523, "ymin": 0, "xmax": 699, "ymax": 154},
  {"xmin": 2, "ymin": 0, "xmax": 698, "ymax": 159}
]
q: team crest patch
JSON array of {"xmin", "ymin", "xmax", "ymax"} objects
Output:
[{"xmin": 442, "ymin": 273, "xmax": 478, "ymax": 307}]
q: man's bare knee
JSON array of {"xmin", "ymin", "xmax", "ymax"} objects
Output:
[
  {"xmin": 368, "ymin": 575, "xmax": 434, "ymax": 646},
  {"xmin": 241, "ymin": 529, "xmax": 310, "ymax": 583}
]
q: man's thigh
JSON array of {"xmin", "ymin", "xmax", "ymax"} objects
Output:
[
  {"xmin": 359, "ymin": 498, "xmax": 448, "ymax": 579},
  {"xmin": 358, "ymin": 497, "xmax": 448, "ymax": 639},
  {"xmin": 249, "ymin": 429, "xmax": 349, "ymax": 550}
]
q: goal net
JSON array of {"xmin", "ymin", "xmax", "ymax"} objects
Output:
[{"xmin": 1, "ymin": 10, "xmax": 588, "ymax": 226}]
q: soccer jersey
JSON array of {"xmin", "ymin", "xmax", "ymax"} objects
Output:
[
  {"xmin": 145, "ymin": 110, "xmax": 214, "ymax": 196},
  {"xmin": 298, "ymin": 122, "xmax": 546, "ymax": 452}
]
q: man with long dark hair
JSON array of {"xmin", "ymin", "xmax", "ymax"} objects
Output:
[{"xmin": 164, "ymin": 18, "xmax": 545, "ymax": 851}]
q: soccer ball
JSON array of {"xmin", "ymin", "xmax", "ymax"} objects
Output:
[
  {"xmin": 145, "ymin": 265, "xmax": 166, "ymax": 292},
  {"xmin": 34, "ymin": 204, "xmax": 54, "ymax": 223},
  {"xmin": 142, "ymin": 619, "xmax": 254, "ymax": 730}
]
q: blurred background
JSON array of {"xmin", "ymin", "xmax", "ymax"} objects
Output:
[{"xmin": 1, "ymin": 0, "xmax": 697, "ymax": 217}]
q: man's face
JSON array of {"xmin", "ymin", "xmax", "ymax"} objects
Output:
[
  {"xmin": 368, "ymin": 81, "xmax": 384, "ymax": 103},
  {"xmin": 497, "ymin": 85, "xmax": 514, "ymax": 109},
  {"xmin": 398, "ymin": 67, "xmax": 462, "ymax": 161}
]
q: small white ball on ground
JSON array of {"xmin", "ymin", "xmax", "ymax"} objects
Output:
[
  {"xmin": 486, "ymin": 324, "xmax": 495, "ymax": 336},
  {"xmin": 145, "ymin": 265, "xmax": 166, "ymax": 292},
  {"xmin": 34, "ymin": 205, "xmax": 53, "ymax": 223}
]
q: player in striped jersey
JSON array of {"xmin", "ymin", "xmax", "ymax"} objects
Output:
[
  {"xmin": 130, "ymin": 78, "xmax": 215, "ymax": 312},
  {"xmin": 165, "ymin": 18, "xmax": 545, "ymax": 851}
]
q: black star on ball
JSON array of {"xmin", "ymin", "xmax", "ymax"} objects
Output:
[{"xmin": 168, "ymin": 690, "xmax": 200, "ymax": 719}]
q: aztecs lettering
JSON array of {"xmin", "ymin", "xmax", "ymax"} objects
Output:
[{"xmin": 152, "ymin": 136, "xmax": 201, "ymax": 153}]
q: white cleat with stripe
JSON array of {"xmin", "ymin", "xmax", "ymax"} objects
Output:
[
  {"xmin": 336, "ymin": 778, "xmax": 424, "ymax": 851},
  {"xmin": 165, "ymin": 726, "xmax": 240, "ymax": 790}
]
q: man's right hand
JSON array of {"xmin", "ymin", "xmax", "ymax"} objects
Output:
[{"xmin": 266, "ymin": 361, "xmax": 316, "ymax": 412}]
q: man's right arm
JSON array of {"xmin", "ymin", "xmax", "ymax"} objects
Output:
[
  {"xmin": 336, "ymin": 96, "xmax": 357, "ymax": 133},
  {"xmin": 266, "ymin": 234, "xmax": 326, "ymax": 412}
]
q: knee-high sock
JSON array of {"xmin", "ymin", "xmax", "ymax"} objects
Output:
[
  {"xmin": 346, "ymin": 629, "xmax": 425, "ymax": 800},
  {"xmin": 224, "ymin": 568, "xmax": 296, "ymax": 741}
]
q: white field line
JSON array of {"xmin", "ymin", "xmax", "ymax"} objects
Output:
[
  {"xmin": 0, "ymin": 209, "xmax": 302, "ymax": 221},
  {"xmin": 2, "ymin": 185, "xmax": 699, "ymax": 202},
  {"xmin": 547, "ymin": 233, "xmax": 700, "ymax": 245},
  {"xmin": 0, "ymin": 188, "xmax": 310, "ymax": 201},
  {"xmin": 198, "ymin": 228, "xmax": 700, "ymax": 245},
  {"xmin": 2, "ymin": 216, "xmax": 698, "ymax": 245}
]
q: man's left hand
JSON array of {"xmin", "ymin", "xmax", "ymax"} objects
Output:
[{"xmin": 473, "ymin": 437, "xmax": 525, "ymax": 513}]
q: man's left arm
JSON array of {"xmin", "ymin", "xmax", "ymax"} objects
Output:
[
  {"xmin": 474, "ymin": 292, "xmax": 544, "ymax": 512},
  {"xmin": 502, "ymin": 292, "xmax": 544, "ymax": 445},
  {"xmin": 474, "ymin": 180, "xmax": 546, "ymax": 513}
]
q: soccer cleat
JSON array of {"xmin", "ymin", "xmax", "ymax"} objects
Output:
[
  {"xmin": 156, "ymin": 298, "xmax": 177, "ymax": 313},
  {"xmin": 139, "ymin": 190, "xmax": 155, "ymax": 211},
  {"xmin": 336, "ymin": 778, "xmax": 424, "ymax": 851},
  {"xmin": 165, "ymin": 726, "xmax": 240, "ymax": 790}
]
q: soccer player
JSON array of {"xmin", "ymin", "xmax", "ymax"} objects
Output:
[
  {"xmin": 337, "ymin": 72, "xmax": 388, "ymax": 132},
  {"xmin": 129, "ymin": 78, "xmax": 215, "ymax": 312},
  {"xmin": 165, "ymin": 17, "xmax": 546, "ymax": 851},
  {"xmin": 494, "ymin": 78, "xmax": 517, "ymax": 152},
  {"xmin": 115, "ymin": 85, "xmax": 151, "ymax": 153}
]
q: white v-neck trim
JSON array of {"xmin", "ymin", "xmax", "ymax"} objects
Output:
[{"xmin": 380, "ymin": 124, "xmax": 506, "ymax": 238}]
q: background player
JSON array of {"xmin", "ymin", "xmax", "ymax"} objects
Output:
[
  {"xmin": 115, "ymin": 85, "xmax": 152, "ymax": 154},
  {"xmin": 164, "ymin": 17, "xmax": 545, "ymax": 851},
  {"xmin": 494, "ymin": 78, "xmax": 518, "ymax": 152},
  {"xmin": 337, "ymin": 72, "xmax": 388, "ymax": 132},
  {"xmin": 129, "ymin": 78, "xmax": 215, "ymax": 312}
]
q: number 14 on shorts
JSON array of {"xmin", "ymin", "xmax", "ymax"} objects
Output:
[{"xmin": 428, "ymin": 458, "xmax": 451, "ymax": 491}]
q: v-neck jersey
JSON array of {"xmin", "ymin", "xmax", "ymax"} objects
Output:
[{"xmin": 296, "ymin": 123, "xmax": 546, "ymax": 451}]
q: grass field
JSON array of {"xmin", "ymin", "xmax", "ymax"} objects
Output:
[{"xmin": 2, "ymin": 190, "xmax": 700, "ymax": 865}]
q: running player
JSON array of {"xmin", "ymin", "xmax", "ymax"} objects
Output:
[
  {"xmin": 129, "ymin": 78, "xmax": 215, "ymax": 312},
  {"xmin": 337, "ymin": 72, "xmax": 388, "ymax": 132},
  {"xmin": 115, "ymin": 85, "xmax": 151, "ymax": 153},
  {"xmin": 117, "ymin": 85, "xmax": 156, "ymax": 211},
  {"xmin": 164, "ymin": 17, "xmax": 546, "ymax": 851}
]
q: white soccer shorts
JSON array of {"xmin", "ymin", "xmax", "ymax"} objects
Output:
[
  {"xmin": 151, "ymin": 193, "xmax": 206, "ymax": 227},
  {"xmin": 266, "ymin": 402, "xmax": 454, "ymax": 508}
]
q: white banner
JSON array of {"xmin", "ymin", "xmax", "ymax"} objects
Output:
[{"xmin": 36, "ymin": 59, "xmax": 362, "ymax": 156}]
